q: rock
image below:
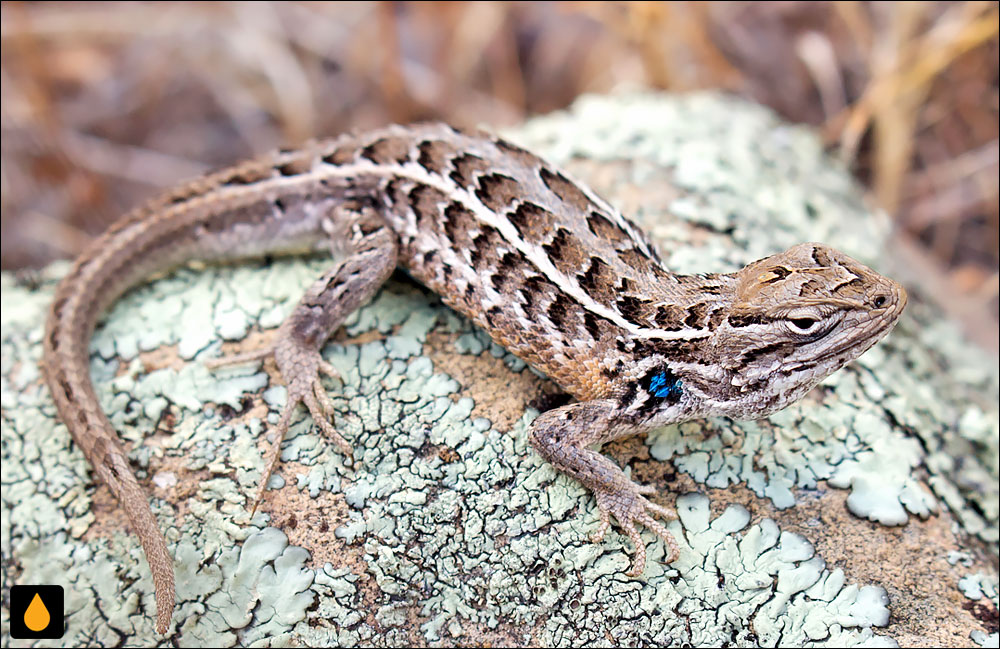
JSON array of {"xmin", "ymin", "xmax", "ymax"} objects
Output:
[{"xmin": 2, "ymin": 91, "xmax": 997, "ymax": 646}]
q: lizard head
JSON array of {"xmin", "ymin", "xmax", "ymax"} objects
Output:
[{"xmin": 706, "ymin": 242, "xmax": 906, "ymax": 417}]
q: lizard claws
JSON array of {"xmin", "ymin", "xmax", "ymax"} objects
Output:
[
  {"xmin": 208, "ymin": 339, "xmax": 352, "ymax": 515},
  {"xmin": 592, "ymin": 485, "xmax": 679, "ymax": 576}
]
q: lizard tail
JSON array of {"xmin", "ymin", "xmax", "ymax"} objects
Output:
[
  {"xmin": 38, "ymin": 145, "xmax": 341, "ymax": 634},
  {"xmin": 102, "ymin": 445, "xmax": 176, "ymax": 634},
  {"xmin": 42, "ymin": 245, "xmax": 180, "ymax": 633}
]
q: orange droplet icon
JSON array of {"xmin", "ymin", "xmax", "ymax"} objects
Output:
[{"xmin": 24, "ymin": 592, "xmax": 50, "ymax": 632}]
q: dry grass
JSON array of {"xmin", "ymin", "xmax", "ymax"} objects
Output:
[{"xmin": 2, "ymin": 1, "xmax": 997, "ymax": 346}]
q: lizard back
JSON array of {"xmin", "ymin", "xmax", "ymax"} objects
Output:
[
  {"xmin": 41, "ymin": 122, "xmax": 906, "ymax": 634},
  {"xmin": 308, "ymin": 123, "xmax": 730, "ymax": 400}
]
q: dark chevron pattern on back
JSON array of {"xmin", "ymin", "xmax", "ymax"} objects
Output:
[{"xmin": 42, "ymin": 122, "xmax": 907, "ymax": 633}]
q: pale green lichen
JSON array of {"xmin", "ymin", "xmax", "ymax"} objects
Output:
[
  {"xmin": 959, "ymin": 573, "xmax": 999, "ymax": 647},
  {"xmin": 3, "ymin": 92, "xmax": 998, "ymax": 647},
  {"xmin": 512, "ymin": 92, "xmax": 997, "ymax": 541}
]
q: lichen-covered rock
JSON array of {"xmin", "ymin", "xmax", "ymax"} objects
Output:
[{"xmin": 2, "ymin": 92, "xmax": 997, "ymax": 647}]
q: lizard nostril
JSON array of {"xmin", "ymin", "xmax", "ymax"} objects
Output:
[{"xmin": 872, "ymin": 295, "xmax": 887, "ymax": 308}]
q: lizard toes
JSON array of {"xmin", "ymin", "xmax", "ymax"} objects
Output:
[
  {"xmin": 250, "ymin": 397, "xmax": 298, "ymax": 514},
  {"xmin": 619, "ymin": 519, "xmax": 647, "ymax": 577},
  {"xmin": 636, "ymin": 510, "xmax": 680, "ymax": 563},
  {"xmin": 303, "ymin": 390, "xmax": 353, "ymax": 460},
  {"xmin": 205, "ymin": 345, "xmax": 273, "ymax": 370},
  {"xmin": 645, "ymin": 499, "xmax": 677, "ymax": 523},
  {"xmin": 313, "ymin": 378, "xmax": 339, "ymax": 418},
  {"xmin": 590, "ymin": 505, "xmax": 611, "ymax": 544},
  {"xmin": 592, "ymin": 486, "xmax": 680, "ymax": 574},
  {"xmin": 319, "ymin": 359, "xmax": 342, "ymax": 381}
]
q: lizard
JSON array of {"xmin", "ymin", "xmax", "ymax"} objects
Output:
[{"xmin": 41, "ymin": 122, "xmax": 907, "ymax": 634}]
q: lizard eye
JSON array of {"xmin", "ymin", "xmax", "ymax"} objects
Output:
[
  {"xmin": 784, "ymin": 310, "xmax": 842, "ymax": 338},
  {"xmin": 786, "ymin": 316, "xmax": 825, "ymax": 336}
]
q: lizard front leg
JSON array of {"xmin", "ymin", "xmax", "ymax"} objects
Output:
[
  {"xmin": 209, "ymin": 202, "xmax": 398, "ymax": 511},
  {"xmin": 529, "ymin": 400, "xmax": 679, "ymax": 575}
]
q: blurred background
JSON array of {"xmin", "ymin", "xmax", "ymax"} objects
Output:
[{"xmin": 2, "ymin": 1, "xmax": 997, "ymax": 348}]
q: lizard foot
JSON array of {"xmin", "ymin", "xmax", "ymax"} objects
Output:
[
  {"xmin": 208, "ymin": 338, "xmax": 349, "ymax": 513},
  {"xmin": 590, "ymin": 483, "xmax": 679, "ymax": 576}
]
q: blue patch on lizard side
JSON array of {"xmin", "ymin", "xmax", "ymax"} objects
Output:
[{"xmin": 641, "ymin": 367, "xmax": 683, "ymax": 403}]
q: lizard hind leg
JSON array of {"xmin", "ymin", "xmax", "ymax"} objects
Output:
[
  {"xmin": 529, "ymin": 400, "xmax": 680, "ymax": 576},
  {"xmin": 209, "ymin": 202, "xmax": 399, "ymax": 514}
]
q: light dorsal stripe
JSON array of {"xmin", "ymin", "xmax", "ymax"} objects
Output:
[{"xmin": 315, "ymin": 158, "xmax": 708, "ymax": 341}]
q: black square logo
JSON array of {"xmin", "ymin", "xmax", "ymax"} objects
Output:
[{"xmin": 9, "ymin": 585, "xmax": 65, "ymax": 639}]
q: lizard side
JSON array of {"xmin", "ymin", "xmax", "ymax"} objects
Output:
[{"xmin": 41, "ymin": 123, "xmax": 906, "ymax": 633}]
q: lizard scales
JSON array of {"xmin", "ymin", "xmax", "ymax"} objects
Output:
[{"xmin": 41, "ymin": 123, "xmax": 906, "ymax": 633}]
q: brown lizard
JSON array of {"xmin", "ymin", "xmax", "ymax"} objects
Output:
[{"xmin": 41, "ymin": 123, "xmax": 906, "ymax": 633}]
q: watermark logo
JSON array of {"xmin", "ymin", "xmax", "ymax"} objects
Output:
[{"xmin": 9, "ymin": 585, "xmax": 64, "ymax": 639}]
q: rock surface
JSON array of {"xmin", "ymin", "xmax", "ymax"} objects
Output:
[{"xmin": 2, "ymin": 92, "xmax": 997, "ymax": 647}]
